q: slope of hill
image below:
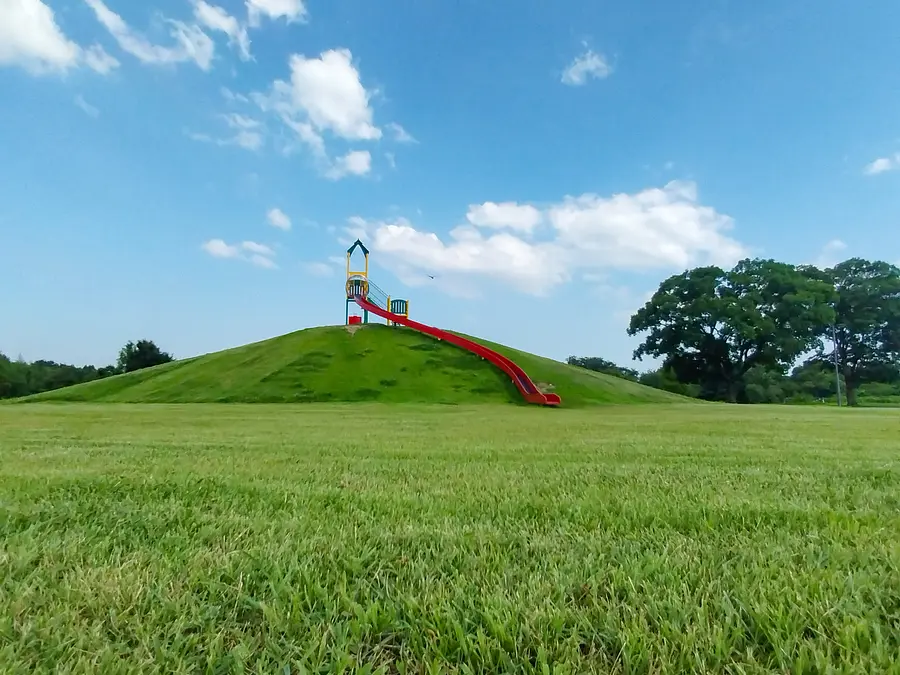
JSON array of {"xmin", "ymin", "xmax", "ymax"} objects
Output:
[{"xmin": 15, "ymin": 325, "xmax": 688, "ymax": 406}]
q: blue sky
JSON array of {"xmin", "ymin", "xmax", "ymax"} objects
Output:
[{"xmin": 2, "ymin": 0, "xmax": 899, "ymax": 369}]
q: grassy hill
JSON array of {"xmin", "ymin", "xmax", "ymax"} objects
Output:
[{"xmin": 15, "ymin": 324, "xmax": 687, "ymax": 406}]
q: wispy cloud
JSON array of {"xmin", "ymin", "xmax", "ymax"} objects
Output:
[
  {"xmin": 201, "ymin": 238, "xmax": 278, "ymax": 268},
  {"xmin": 221, "ymin": 86, "xmax": 249, "ymax": 103},
  {"xmin": 82, "ymin": 44, "xmax": 119, "ymax": 74},
  {"xmin": 192, "ymin": 0, "xmax": 250, "ymax": 61},
  {"xmin": 325, "ymin": 150, "xmax": 372, "ymax": 180},
  {"xmin": 187, "ymin": 113, "xmax": 264, "ymax": 151},
  {"xmin": 813, "ymin": 238, "xmax": 847, "ymax": 268},
  {"xmin": 246, "ymin": 0, "xmax": 307, "ymax": 27},
  {"xmin": 386, "ymin": 122, "xmax": 416, "ymax": 143},
  {"xmin": 562, "ymin": 47, "xmax": 612, "ymax": 86},
  {"xmin": 864, "ymin": 154, "xmax": 900, "ymax": 176},
  {"xmin": 74, "ymin": 94, "xmax": 99, "ymax": 118},
  {"xmin": 267, "ymin": 208, "xmax": 291, "ymax": 230},
  {"xmin": 84, "ymin": 0, "xmax": 215, "ymax": 70}
]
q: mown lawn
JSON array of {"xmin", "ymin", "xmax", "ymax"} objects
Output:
[{"xmin": 1, "ymin": 403, "xmax": 898, "ymax": 673}]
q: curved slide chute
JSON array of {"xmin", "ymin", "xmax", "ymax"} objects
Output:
[{"xmin": 352, "ymin": 295, "xmax": 561, "ymax": 407}]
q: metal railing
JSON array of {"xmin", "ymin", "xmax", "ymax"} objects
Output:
[{"xmin": 367, "ymin": 279, "xmax": 389, "ymax": 310}]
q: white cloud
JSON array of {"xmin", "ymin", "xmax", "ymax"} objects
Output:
[
  {"xmin": 267, "ymin": 208, "xmax": 291, "ymax": 230},
  {"xmin": 233, "ymin": 131, "xmax": 262, "ymax": 149},
  {"xmin": 282, "ymin": 49, "xmax": 380, "ymax": 140},
  {"xmin": 0, "ymin": 0, "xmax": 80, "ymax": 73},
  {"xmin": 345, "ymin": 180, "xmax": 747, "ymax": 296},
  {"xmin": 246, "ymin": 0, "xmax": 307, "ymax": 26},
  {"xmin": 226, "ymin": 123, "xmax": 263, "ymax": 150},
  {"xmin": 283, "ymin": 117, "xmax": 327, "ymax": 157},
  {"xmin": 813, "ymin": 238, "xmax": 847, "ymax": 268},
  {"xmin": 241, "ymin": 241, "xmax": 274, "ymax": 256},
  {"xmin": 83, "ymin": 44, "xmax": 119, "ymax": 74},
  {"xmin": 202, "ymin": 238, "xmax": 277, "ymax": 268},
  {"xmin": 209, "ymin": 114, "xmax": 263, "ymax": 149},
  {"xmin": 84, "ymin": 0, "xmax": 215, "ymax": 71},
  {"xmin": 221, "ymin": 112, "xmax": 260, "ymax": 130},
  {"xmin": 202, "ymin": 238, "xmax": 241, "ymax": 258},
  {"xmin": 249, "ymin": 253, "xmax": 277, "ymax": 269},
  {"xmin": 546, "ymin": 181, "xmax": 745, "ymax": 270},
  {"xmin": 187, "ymin": 131, "xmax": 214, "ymax": 144},
  {"xmin": 562, "ymin": 48, "xmax": 612, "ymax": 86},
  {"xmin": 193, "ymin": 0, "xmax": 250, "ymax": 61},
  {"xmin": 864, "ymin": 155, "xmax": 899, "ymax": 175},
  {"xmin": 302, "ymin": 261, "xmax": 334, "ymax": 277},
  {"xmin": 466, "ymin": 201, "xmax": 542, "ymax": 234},
  {"xmin": 188, "ymin": 113, "xmax": 263, "ymax": 150},
  {"xmin": 74, "ymin": 94, "xmax": 99, "ymax": 118},
  {"xmin": 0, "ymin": 0, "xmax": 118, "ymax": 75},
  {"xmin": 386, "ymin": 122, "xmax": 416, "ymax": 143},
  {"xmin": 221, "ymin": 86, "xmax": 249, "ymax": 103},
  {"xmin": 247, "ymin": 48, "xmax": 385, "ymax": 176},
  {"xmin": 350, "ymin": 218, "xmax": 564, "ymax": 296},
  {"xmin": 252, "ymin": 48, "xmax": 380, "ymax": 157},
  {"xmin": 189, "ymin": 129, "xmax": 262, "ymax": 151},
  {"xmin": 385, "ymin": 151, "xmax": 396, "ymax": 169},
  {"xmin": 326, "ymin": 150, "xmax": 371, "ymax": 180}
]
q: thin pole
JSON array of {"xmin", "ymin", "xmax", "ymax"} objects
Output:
[{"xmin": 832, "ymin": 323, "xmax": 842, "ymax": 407}]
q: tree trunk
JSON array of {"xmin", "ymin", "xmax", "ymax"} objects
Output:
[
  {"xmin": 726, "ymin": 380, "xmax": 740, "ymax": 403},
  {"xmin": 845, "ymin": 381, "xmax": 859, "ymax": 407}
]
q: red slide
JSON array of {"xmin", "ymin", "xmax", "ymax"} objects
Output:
[{"xmin": 353, "ymin": 295, "xmax": 561, "ymax": 406}]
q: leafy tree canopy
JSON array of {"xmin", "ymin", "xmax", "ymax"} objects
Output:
[
  {"xmin": 812, "ymin": 258, "xmax": 900, "ymax": 405},
  {"xmin": 628, "ymin": 258, "xmax": 836, "ymax": 402},
  {"xmin": 790, "ymin": 361, "xmax": 842, "ymax": 401},
  {"xmin": 116, "ymin": 340, "xmax": 174, "ymax": 374},
  {"xmin": 0, "ymin": 351, "xmax": 118, "ymax": 400}
]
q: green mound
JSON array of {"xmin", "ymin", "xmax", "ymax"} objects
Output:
[{"xmin": 16, "ymin": 325, "xmax": 687, "ymax": 406}]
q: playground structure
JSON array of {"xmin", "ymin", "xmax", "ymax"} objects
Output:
[
  {"xmin": 343, "ymin": 239, "xmax": 561, "ymax": 407},
  {"xmin": 344, "ymin": 240, "xmax": 409, "ymax": 327}
]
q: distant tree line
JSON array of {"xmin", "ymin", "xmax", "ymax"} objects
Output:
[
  {"xmin": 0, "ymin": 340, "xmax": 173, "ymax": 400},
  {"xmin": 569, "ymin": 256, "xmax": 900, "ymax": 406}
]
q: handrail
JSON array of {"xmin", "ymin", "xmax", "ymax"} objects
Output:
[{"xmin": 367, "ymin": 280, "xmax": 388, "ymax": 309}]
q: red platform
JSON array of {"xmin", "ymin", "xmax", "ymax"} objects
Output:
[{"xmin": 348, "ymin": 315, "xmax": 362, "ymax": 325}]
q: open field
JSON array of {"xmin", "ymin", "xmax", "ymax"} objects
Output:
[
  {"xmin": 15, "ymin": 325, "xmax": 684, "ymax": 407},
  {"xmin": 1, "ymin": 403, "xmax": 898, "ymax": 673}
]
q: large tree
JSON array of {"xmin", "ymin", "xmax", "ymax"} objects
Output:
[
  {"xmin": 627, "ymin": 259, "xmax": 835, "ymax": 402},
  {"xmin": 814, "ymin": 258, "xmax": 900, "ymax": 406},
  {"xmin": 117, "ymin": 340, "xmax": 174, "ymax": 374}
]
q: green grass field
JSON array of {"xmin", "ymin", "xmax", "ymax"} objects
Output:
[
  {"xmin": 14, "ymin": 324, "xmax": 684, "ymax": 407},
  {"xmin": 2, "ymin": 403, "xmax": 898, "ymax": 673}
]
